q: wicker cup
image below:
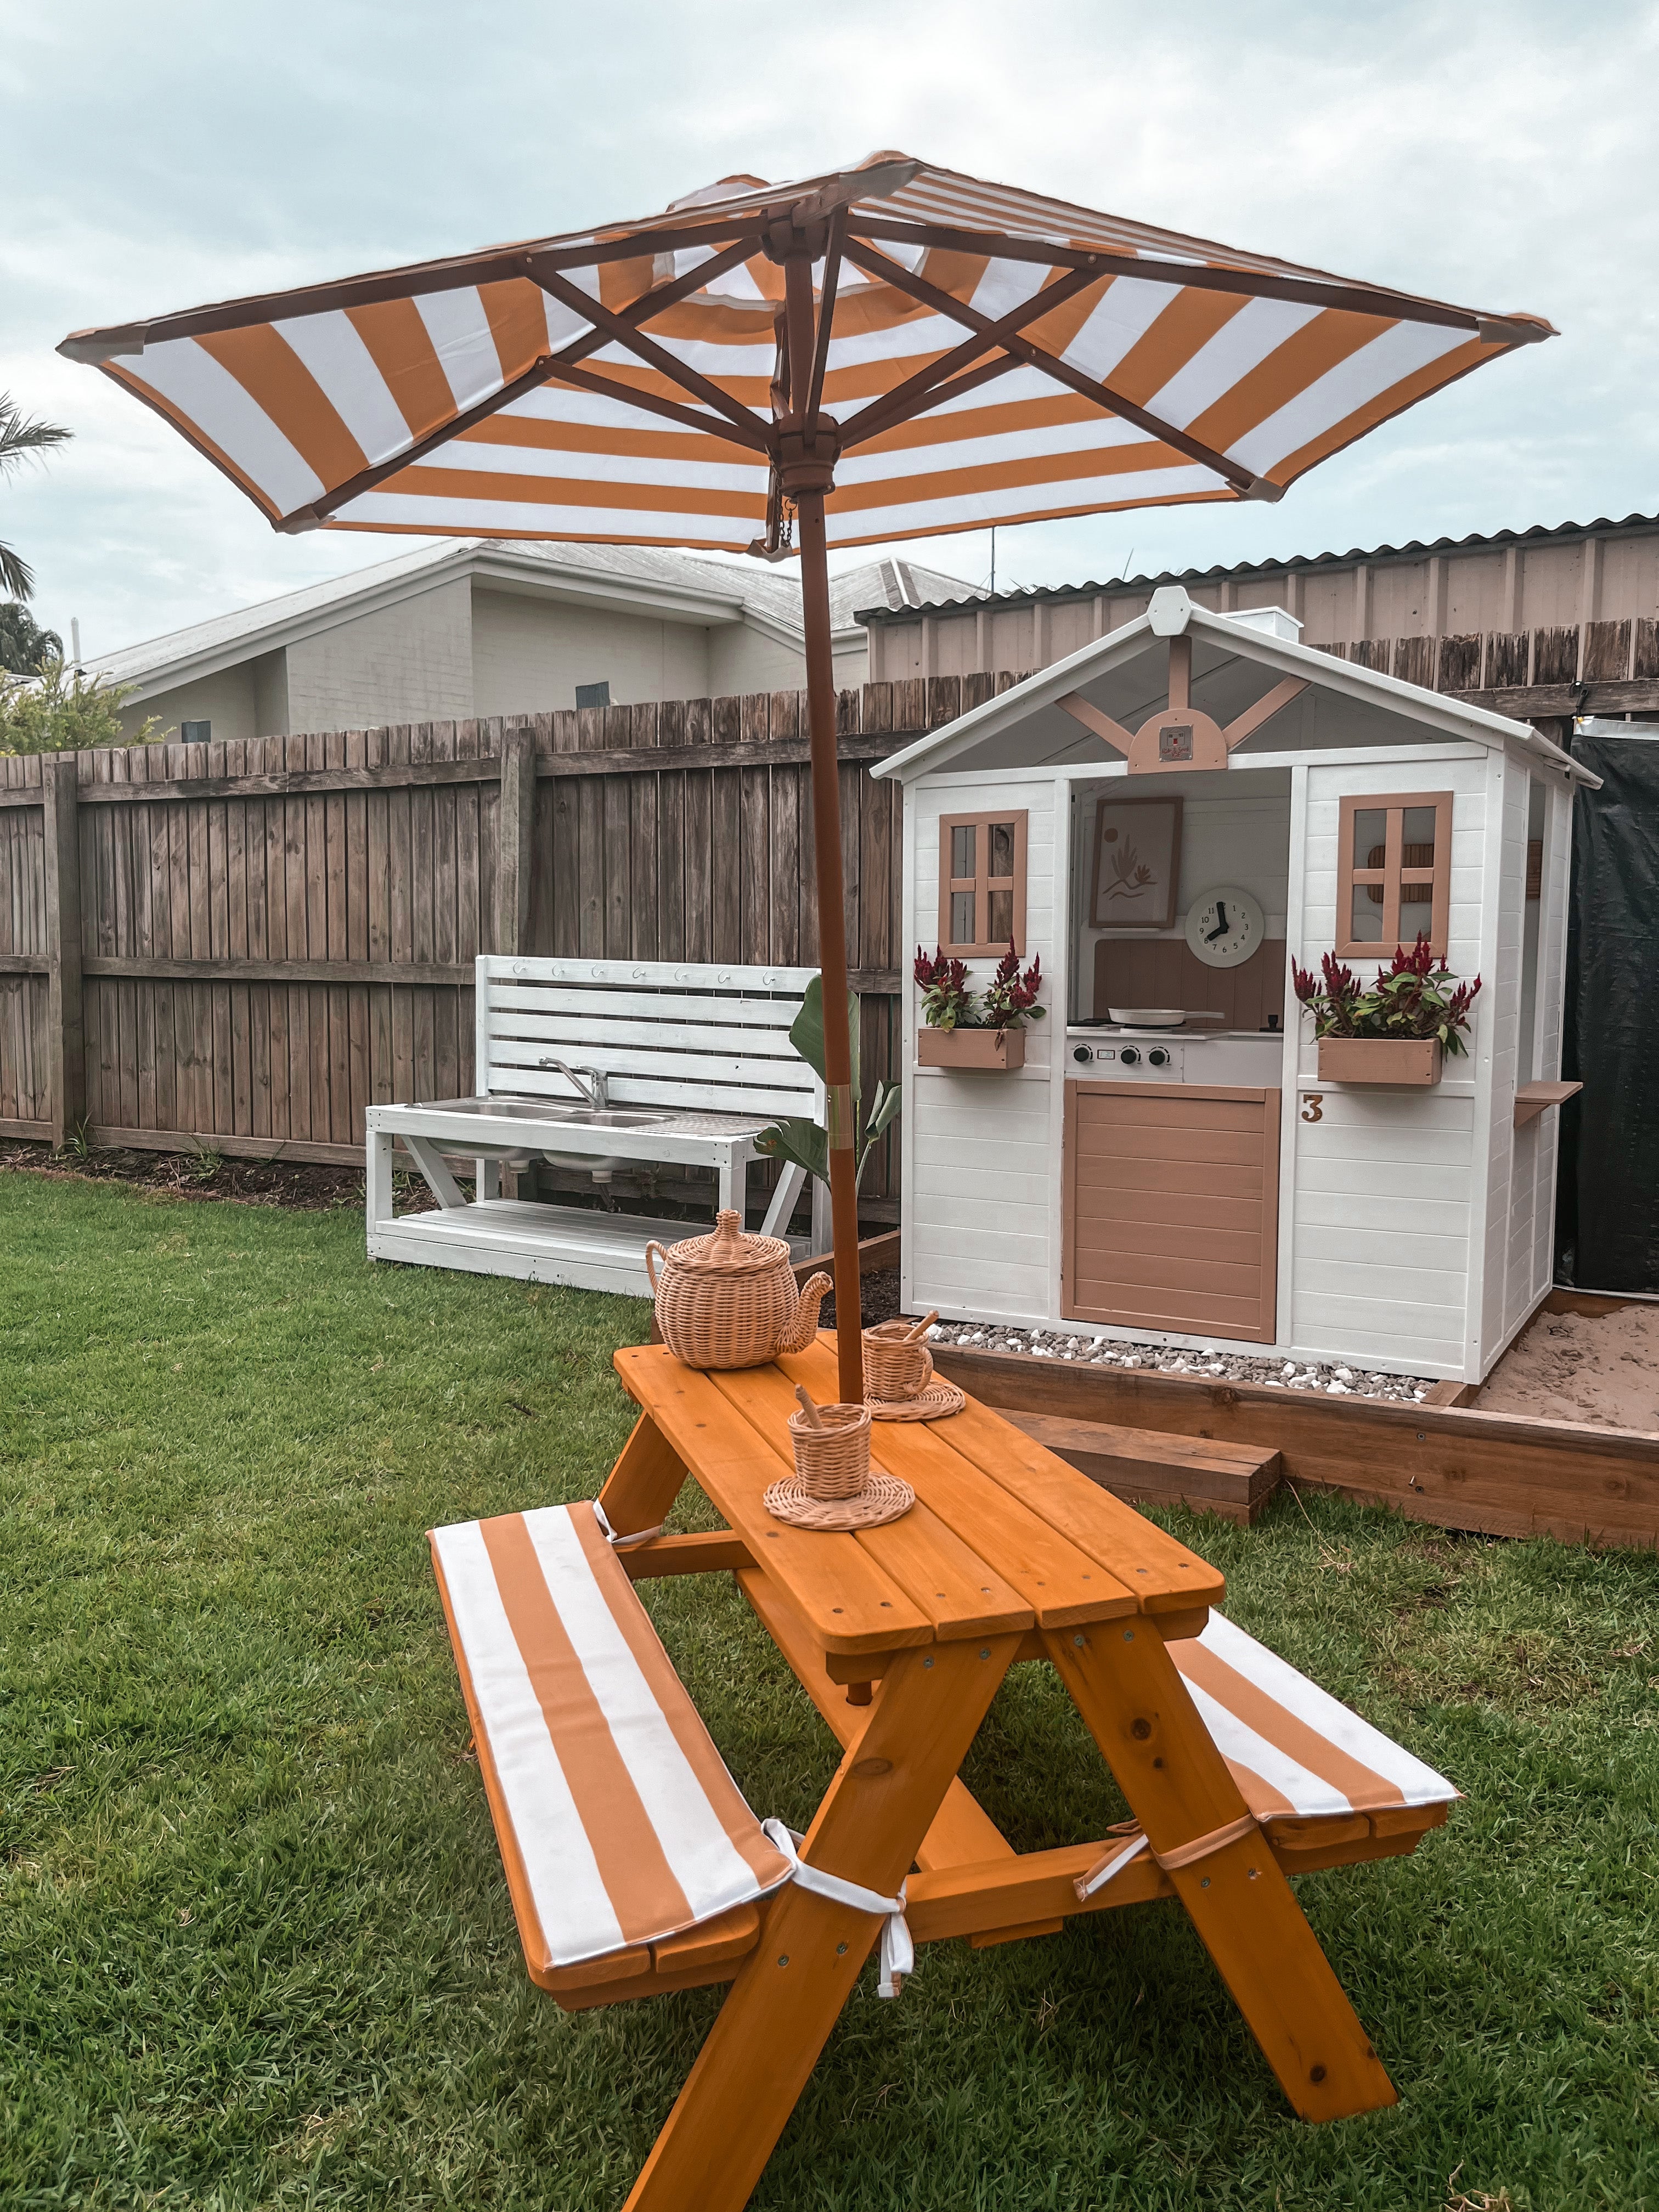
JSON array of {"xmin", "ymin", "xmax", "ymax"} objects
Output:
[
  {"xmin": 645, "ymin": 1209, "xmax": 830, "ymax": 1371},
  {"xmin": 787, "ymin": 1402, "xmax": 873, "ymax": 1500},
  {"xmin": 862, "ymin": 1323, "xmax": 934, "ymax": 1403}
]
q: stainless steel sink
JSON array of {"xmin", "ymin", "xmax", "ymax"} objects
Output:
[{"xmin": 533, "ymin": 1105, "xmax": 673, "ymax": 1128}]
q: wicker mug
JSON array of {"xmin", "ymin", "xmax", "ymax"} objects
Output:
[
  {"xmin": 862, "ymin": 1322, "xmax": 934, "ymax": 1403},
  {"xmin": 787, "ymin": 1402, "xmax": 872, "ymax": 1500}
]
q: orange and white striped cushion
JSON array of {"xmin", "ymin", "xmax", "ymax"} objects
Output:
[
  {"xmin": 430, "ymin": 1503, "xmax": 793, "ymax": 1974},
  {"xmin": 1171, "ymin": 1613, "xmax": 1456, "ymax": 1822}
]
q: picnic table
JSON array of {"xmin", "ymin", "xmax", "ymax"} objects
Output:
[{"xmin": 566, "ymin": 1337, "xmax": 1431, "ymax": 2210}]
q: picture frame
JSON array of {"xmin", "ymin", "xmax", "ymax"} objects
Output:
[{"xmin": 1088, "ymin": 794, "xmax": 1183, "ymax": 930}]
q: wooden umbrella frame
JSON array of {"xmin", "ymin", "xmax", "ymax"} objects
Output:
[{"xmin": 63, "ymin": 160, "xmax": 1552, "ymax": 1399}]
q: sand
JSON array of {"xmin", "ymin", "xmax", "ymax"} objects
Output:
[{"xmin": 1476, "ymin": 1304, "xmax": 1659, "ymax": 1431}]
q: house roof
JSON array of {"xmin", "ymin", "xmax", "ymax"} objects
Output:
[
  {"xmin": 854, "ymin": 510, "xmax": 1659, "ymax": 624},
  {"xmin": 872, "ymin": 587, "xmax": 1600, "ymax": 787},
  {"xmin": 92, "ymin": 539, "xmax": 982, "ymax": 701}
]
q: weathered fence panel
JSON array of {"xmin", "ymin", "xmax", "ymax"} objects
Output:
[{"xmin": 0, "ymin": 681, "xmax": 946, "ymax": 1210}]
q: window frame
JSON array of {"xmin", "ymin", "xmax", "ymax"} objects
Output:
[
  {"xmin": 1334, "ymin": 789, "xmax": 1453, "ymax": 957},
  {"xmin": 936, "ymin": 809, "xmax": 1029, "ymax": 957}
]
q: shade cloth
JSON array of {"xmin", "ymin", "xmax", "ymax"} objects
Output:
[{"xmin": 60, "ymin": 154, "xmax": 1553, "ymax": 553}]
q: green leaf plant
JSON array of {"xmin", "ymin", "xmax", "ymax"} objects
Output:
[
  {"xmin": 1292, "ymin": 934, "xmax": 1482, "ymax": 1057},
  {"xmin": 754, "ymin": 974, "xmax": 902, "ymax": 1199}
]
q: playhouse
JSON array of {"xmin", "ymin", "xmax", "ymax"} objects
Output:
[{"xmin": 876, "ymin": 587, "xmax": 1596, "ymax": 1385}]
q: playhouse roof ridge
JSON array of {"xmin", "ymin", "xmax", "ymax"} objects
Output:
[{"xmin": 872, "ymin": 586, "xmax": 1599, "ymax": 786}]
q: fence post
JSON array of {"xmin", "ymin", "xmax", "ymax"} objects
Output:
[
  {"xmin": 496, "ymin": 726, "xmax": 537, "ymax": 955},
  {"xmin": 43, "ymin": 755, "xmax": 86, "ymax": 1146}
]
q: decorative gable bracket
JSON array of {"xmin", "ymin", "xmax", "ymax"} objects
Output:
[{"xmin": 1058, "ymin": 631, "xmax": 1307, "ymax": 774}]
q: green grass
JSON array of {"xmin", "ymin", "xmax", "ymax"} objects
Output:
[{"xmin": 3, "ymin": 1171, "xmax": 1657, "ymax": 2211}]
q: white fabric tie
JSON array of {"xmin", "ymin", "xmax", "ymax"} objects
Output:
[
  {"xmin": 761, "ymin": 1819, "xmax": 915, "ymax": 1998},
  {"xmin": 591, "ymin": 1500, "xmax": 665, "ymax": 1549},
  {"xmin": 1075, "ymin": 1831, "xmax": 1150, "ymax": 1899}
]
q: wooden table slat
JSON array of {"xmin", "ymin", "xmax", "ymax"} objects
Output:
[
  {"xmin": 612, "ymin": 1348, "xmax": 931, "ymax": 1654},
  {"xmin": 709, "ymin": 1362, "xmax": 1034, "ymax": 1641},
  {"xmin": 936, "ymin": 1395, "xmax": 1227, "ymax": 1614},
  {"xmin": 782, "ymin": 1343, "xmax": 1141, "ymax": 1626}
]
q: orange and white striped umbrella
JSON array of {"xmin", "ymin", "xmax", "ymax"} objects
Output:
[{"xmin": 59, "ymin": 153, "xmax": 1553, "ymax": 556}]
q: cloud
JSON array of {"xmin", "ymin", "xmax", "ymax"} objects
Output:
[{"xmin": 4, "ymin": 0, "xmax": 1656, "ymax": 652}]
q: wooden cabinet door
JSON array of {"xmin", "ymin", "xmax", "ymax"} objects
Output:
[{"xmin": 1062, "ymin": 1082, "xmax": 1280, "ymax": 1342}]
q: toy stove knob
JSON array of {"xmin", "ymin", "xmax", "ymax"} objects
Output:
[
  {"xmin": 1148, "ymin": 1046, "xmax": 1172, "ymax": 1068},
  {"xmin": 1119, "ymin": 1045, "xmax": 1141, "ymax": 1066},
  {"xmin": 1072, "ymin": 1044, "xmax": 1093, "ymax": 1064}
]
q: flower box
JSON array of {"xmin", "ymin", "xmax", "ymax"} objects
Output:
[
  {"xmin": 917, "ymin": 1025, "xmax": 1026, "ymax": 1071},
  {"xmin": 1317, "ymin": 1036, "xmax": 1443, "ymax": 1086}
]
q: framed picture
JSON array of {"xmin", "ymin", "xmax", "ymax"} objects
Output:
[{"xmin": 1088, "ymin": 795, "xmax": 1182, "ymax": 930}]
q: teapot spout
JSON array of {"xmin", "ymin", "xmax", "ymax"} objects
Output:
[{"xmin": 777, "ymin": 1271, "xmax": 833, "ymax": 1355}]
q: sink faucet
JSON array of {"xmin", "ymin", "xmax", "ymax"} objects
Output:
[{"xmin": 536, "ymin": 1057, "xmax": 610, "ymax": 1108}]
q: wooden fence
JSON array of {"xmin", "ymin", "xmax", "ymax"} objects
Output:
[{"xmin": 0, "ymin": 674, "xmax": 1022, "ymax": 1209}]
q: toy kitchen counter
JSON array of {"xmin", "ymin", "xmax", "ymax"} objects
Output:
[{"xmin": 1065, "ymin": 1024, "xmax": 1286, "ymax": 1086}]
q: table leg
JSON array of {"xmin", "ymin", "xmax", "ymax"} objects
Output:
[
  {"xmin": 596, "ymin": 1415, "xmax": 686, "ymax": 1538},
  {"xmin": 622, "ymin": 1633, "xmax": 1021, "ymax": 2212},
  {"xmin": 1046, "ymin": 1624, "xmax": 1397, "ymax": 2123}
]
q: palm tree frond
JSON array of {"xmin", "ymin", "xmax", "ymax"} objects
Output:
[
  {"xmin": 0, "ymin": 540, "xmax": 38, "ymax": 602},
  {"xmin": 0, "ymin": 394, "xmax": 73, "ymax": 480}
]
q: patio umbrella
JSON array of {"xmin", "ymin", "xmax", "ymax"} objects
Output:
[{"xmin": 61, "ymin": 155, "xmax": 1553, "ymax": 1398}]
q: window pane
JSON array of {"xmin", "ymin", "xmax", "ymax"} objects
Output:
[
  {"xmin": 1348, "ymin": 884, "xmax": 1384, "ymax": 943},
  {"xmin": 1402, "ymin": 805, "xmax": 1438, "ymax": 860},
  {"xmin": 988, "ymin": 889, "xmax": 1014, "ymax": 945},
  {"xmin": 1399, "ymin": 880, "xmax": 1434, "ymax": 936},
  {"xmin": 1352, "ymin": 808, "xmax": 1386, "ymax": 868},
  {"xmin": 950, "ymin": 824, "xmax": 976, "ymax": 879},
  {"xmin": 988, "ymin": 820, "xmax": 1015, "ymax": 878},
  {"xmin": 950, "ymin": 890, "xmax": 976, "ymax": 943}
]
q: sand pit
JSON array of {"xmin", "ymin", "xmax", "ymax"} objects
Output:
[{"xmin": 1476, "ymin": 1303, "xmax": 1659, "ymax": 1431}]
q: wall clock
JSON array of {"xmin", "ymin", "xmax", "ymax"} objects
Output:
[{"xmin": 1185, "ymin": 884, "xmax": 1265, "ymax": 968}]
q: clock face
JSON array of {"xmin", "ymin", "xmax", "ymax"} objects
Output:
[{"xmin": 1184, "ymin": 884, "xmax": 1266, "ymax": 968}]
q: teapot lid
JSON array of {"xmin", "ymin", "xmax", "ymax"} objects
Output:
[{"xmin": 664, "ymin": 1208, "xmax": 793, "ymax": 1277}]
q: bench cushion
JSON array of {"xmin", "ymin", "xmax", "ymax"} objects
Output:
[
  {"xmin": 430, "ymin": 1504, "xmax": 793, "ymax": 1974},
  {"xmin": 1171, "ymin": 1613, "xmax": 1456, "ymax": 1824}
]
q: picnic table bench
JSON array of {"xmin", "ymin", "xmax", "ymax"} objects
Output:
[
  {"xmin": 368, "ymin": 957, "xmax": 823, "ymax": 1293},
  {"xmin": 431, "ymin": 1340, "xmax": 1455, "ymax": 2211}
]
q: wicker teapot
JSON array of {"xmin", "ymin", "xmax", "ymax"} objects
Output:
[{"xmin": 645, "ymin": 1210, "xmax": 832, "ymax": 1370}]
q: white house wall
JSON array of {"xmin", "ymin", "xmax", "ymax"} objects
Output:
[
  {"xmin": 117, "ymin": 661, "xmax": 259, "ymax": 746},
  {"xmin": 903, "ymin": 772, "xmax": 1059, "ymax": 1325},
  {"xmin": 1503, "ymin": 770, "xmax": 1574, "ymax": 1339},
  {"xmin": 1289, "ymin": 749, "xmax": 1491, "ymax": 1376},
  {"xmin": 470, "ymin": 585, "xmax": 710, "ymax": 715},
  {"xmin": 1478, "ymin": 754, "xmax": 1527, "ymax": 1365},
  {"xmin": 285, "ymin": 578, "xmax": 476, "ymax": 733}
]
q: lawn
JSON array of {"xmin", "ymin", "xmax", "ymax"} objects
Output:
[{"xmin": 3, "ymin": 1170, "xmax": 1657, "ymax": 2212}]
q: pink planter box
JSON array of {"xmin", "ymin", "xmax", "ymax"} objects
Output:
[
  {"xmin": 1317, "ymin": 1036, "xmax": 1443, "ymax": 1086},
  {"xmin": 917, "ymin": 1026, "xmax": 1027, "ymax": 1071}
]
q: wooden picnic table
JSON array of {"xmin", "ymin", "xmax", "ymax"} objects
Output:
[{"xmin": 597, "ymin": 1337, "xmax": 1401, "ymax": 2212}]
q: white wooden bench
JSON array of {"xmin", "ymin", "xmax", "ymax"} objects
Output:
[{"xmin": 365, "ymin": 956, "xmax": 822, "ymax": 1295}]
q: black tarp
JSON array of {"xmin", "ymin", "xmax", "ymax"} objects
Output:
[{"xmin": 1556, "ymin": 731, "xmax": 1659, "ymax": 1290}]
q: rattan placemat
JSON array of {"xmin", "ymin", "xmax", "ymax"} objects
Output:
[
  {"xmin": 762, "ymin": 1470, "xmax": 916, "ymax": 1530},
  {"xmin": 866, "ymin": 1380, "xmax": 967, "ymax": 1423}
]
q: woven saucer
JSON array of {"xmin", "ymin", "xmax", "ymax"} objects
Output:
[
  {"xmin": 763, "ymin": 1469, "xmax": 916, "ymax": 1531},
  {"xmin": 866, "ymin": 1379, "xmax": 967, "ymax": 1423}
]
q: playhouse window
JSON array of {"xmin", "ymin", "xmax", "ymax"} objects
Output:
[
  {"xmin": 938, "ymin": 810, "xmax": 1028, "ymax": 955},
  {"xmin": 1336, "ymin": 790, "xmax": 1453, "ymax": 956}
]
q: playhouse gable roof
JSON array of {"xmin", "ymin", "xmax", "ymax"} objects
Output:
[{"xmin": 872, "ymin": 587, "xmax": 1595, "ymax": 786}]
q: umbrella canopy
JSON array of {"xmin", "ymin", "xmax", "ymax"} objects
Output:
[{"xmin": 63, "ymin": 155, "xmax": 1553, "ymax": 1396}]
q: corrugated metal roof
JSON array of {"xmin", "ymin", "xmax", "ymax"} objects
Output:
[{"xmin": 854, "ymin": 510, "xmax": 1659, "ymax": 624}]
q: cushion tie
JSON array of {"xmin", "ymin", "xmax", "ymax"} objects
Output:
[
  {"xmin": 1075, "ymin": 1812, "xmax": 1260, "ymax": 1903},
  {"xmin": 760, "ymin": 1819, "xmax": 914, "ymax": 1998},
  {"xmin": 591, "ymin": 1499, "xmax": 665, "ymax": 1549}
]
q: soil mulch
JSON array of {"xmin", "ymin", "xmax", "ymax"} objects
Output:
[{"xmin": 0, "ymin": 1139, "xmax": 373, "ymax": 1211}]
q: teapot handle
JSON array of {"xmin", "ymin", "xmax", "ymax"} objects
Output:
[{"xmin": 644, "ymin": 1242, "xmax": 667, "ymax": 1294}]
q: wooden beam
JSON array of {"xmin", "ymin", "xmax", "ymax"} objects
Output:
[
  {"xmin": 841, "ymin": 238, "xmax": 1266, "ymax": 495},
  {"xmin": 1223, "ymin": 676, "xmax": 1308, "ymax": 749},
  {"xmin": 43, "ymin": 758, "xmax": 84, "ymax": 1148},
  {"xmin": 537, "ymin": 265, "xmax": 774, "ymax": 451},
  {"xmin": 1056, "ymin": 693, "xmax": 1132, "ymax": 754},
  {"xmin": 79, "ymin": 956, "xmax": 474, "ymax": 986}
]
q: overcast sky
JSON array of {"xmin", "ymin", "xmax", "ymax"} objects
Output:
[{"xmin": 4, "ymin": 0, "xmax": 1656, "ymax": 661}]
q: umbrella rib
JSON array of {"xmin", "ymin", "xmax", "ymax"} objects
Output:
[
  {"xmin": 842, "ymin": 238, "xmax": 1266, "ymax": 495},
  {"xmin": 802, "ymin": 208, "xmax": 846, "ymax": 425},
  {"xmin": 846, "ymin": 217, "xmax": 1549, "ymax": 343},
  {"xmin": 837, "ymin": 261, "xmax": 1103, "ymax": 448},
  {"xmin": 549, "ymin": 234, "xmax": 764, "ymax": 375},
  {"xmin": 535, "ymin": 264, "xmax": 774, "ymax": 450}
]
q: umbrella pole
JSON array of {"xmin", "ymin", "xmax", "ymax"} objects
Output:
[{"xmin": 795, "ymin": 490, "xmax": 864, "ymax": 1403}]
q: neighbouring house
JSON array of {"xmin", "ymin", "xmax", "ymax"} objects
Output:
[
  {"xmin": 92, "ymin": 539, "xmax": 981, "ymax": 745},
  {"xmin": 859, "ymin": 512, "xmax": 1659, "ymax": 737}
]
